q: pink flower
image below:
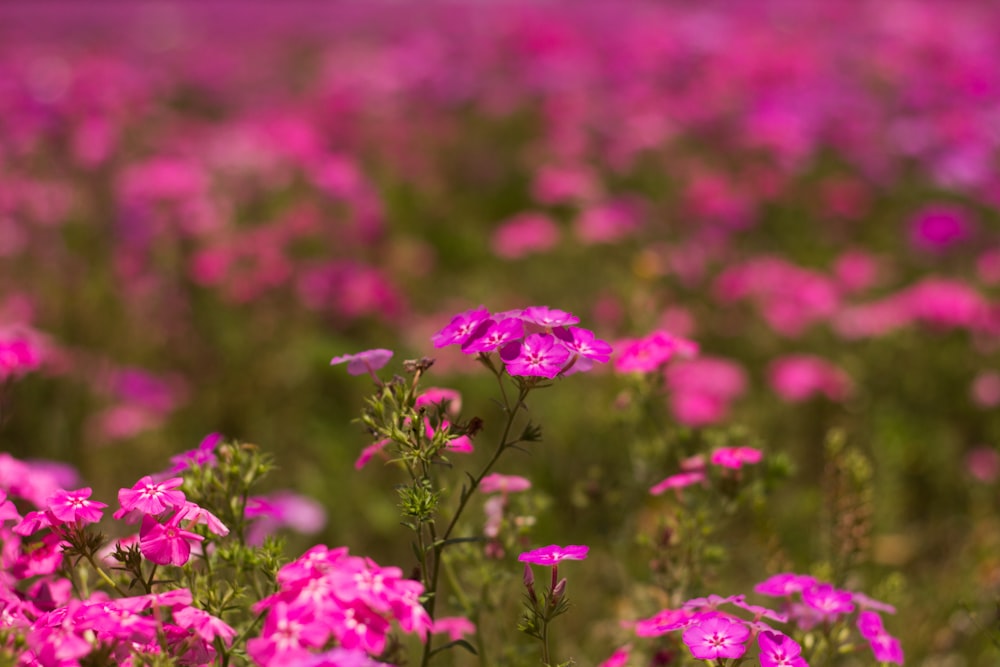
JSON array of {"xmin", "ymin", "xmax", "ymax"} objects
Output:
[
  {"xmin": 432, "ymin": 307, "xmax": 492, "ymax": 348},
  {"xmin": 461, "ymin": 317, "xmax": 525, "ymax": 353},
  {"xmin": 116, "ymin": 475, "xmax": 186, "ymax": 518},
  {"xmin": 519, "ymin": 306, "xmax": 580, "ymax": 329},
  {"xmin": 666, "ymin": 357, "xmax": 746, "ymax": 426},
  {"xmin": 709, "ymin": 447, "xmax": 763, "ymax": 470},
  {"xmin": 431, "ymin": 616, "xmax": 476, "ymax": 641},
  {"xmin": 649, "ymin": 471, "xmax": 706, "ymax": 496},
  {"xmin": 553, "ymin": 326, "xmax": 613, "ymax": 363},
  {"xmin": 0, "ymin": 330, "xmax": 42, "ymax": 380},
  {"xmin": 491, "ymin": 212, "xmax": 560, "ymax": 259},
  {"xmin": 169, "ymin": 432, "xmax": 223, "ymax": 472},
  {"xmin": 139, "ymin": 514, "xmax": 205, "ymax": 566},
  {"xmin": 801, "ymin": 583, "xmax": 854, "ymax": 619},
  {"xmin": 965, "ymin": 446, "xmax": 1000, "ymax": 483},
  {"xmin": 970, "ymin": 371, "xmax": 1000, "ymax": 409},
  {"xmin": 909, "ymin": 204, "xmax": 973, "ymax": 252},
  {"xmin": 857, "ymin": 611, "xmax": 904, "ymax": 664},
  {"xmin": 355, "ymin": 439, "xmax": 390, "ymax": 470},
  {"xmin": 518, "ymin": 544, "xmax": 589, "ymax": 566},
  {"xmin": 330, "ymin": 349, "xmax": 394, "ymax": 376},
  {"xmin": 172, "ymin": 605, "xmax": 238, "ymax": 645},
  {"xmin": 614, "ymin": 330, "xmax": 697, "ymax": 374},
  {"xmin": 598, "ymin": 644, "xmax": 632, "ymax": 667},
  {"xmin": 500, "ymin": 333, "xmax": 570, "ymax": 378},
  {"xmin": 46, "ymin": 487, "xmax": 107, "ymax": 525},
  {"xmin": 634, "ymin": 609, "xmax": 694, "ymax": 637},
  {"xmin": 758, "ymin": 630, "xmax": 807, "ymax": 667},
  {"xmin": 480, "ymin": 473, "xmax": 531, "ymax": 495},
  {"xmin": 415, "ymin": 388, "xmax": 462, "ymax": 415},
  {"xmin": 768, "ymin": 355, "xmax": 852, "ymax": 402},
  {"xmin": 754, "ymin": 573, "xmax": 818, "ymax": 597},
  {"xmin": 681, "ymin": 614, "xmax": 750, "ymax": 660}
]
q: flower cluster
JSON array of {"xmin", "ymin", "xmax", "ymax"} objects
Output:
[
  {"xmin": 650, "ymin": 446, "xmax": 763, "ymax": 495},
  {"xmin": 249, "ymin": 546, "xmax": 433, "ymax": 666},
  {"xmin": 432, "ymin": 306, "xmax": 612, "ymax": 378}
]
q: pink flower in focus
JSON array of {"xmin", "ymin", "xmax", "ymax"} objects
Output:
[
  {"xmin": 709, "ymin": 447, "xmax": 762, "ymax": 470},
  {"xmin": 681, "ymin": 614, "xmax": 750, "ymax": 660},
  {"xmin": 432, "ymin": 307, "xmax": 491, "ymax": 348},
  {"xmin": 461, "ymin": 317, "xmax": 524, "ymax": 353},
  {"xmin": 169, "ymin": 432, "xmax": 223, "ymax": 472},
  {"xmin": 116, "ymin": 475, "xmax": 186, "ymax": 518},
  {"xmin": 519, "ymin": 306, "xmax": 580, "ymax": 329},
  {"xmin": 518, "ymin": 544, "xmax": 589, "ymax": 566},
  {"xmin": 139, "ymin": 514, "xmax": 204, "ymax": 567},
  {"xmin": 553, "ymin": 326, "xmax": 613, "ymax": 363},
  {"xmin": 758, "ymin": 630, "xmax": 807, "ymax": 667},
  {"xmin": 46, "ymin": 488, "xmax": 107, "ymax": 525},
  {"xmin": 769, "ymin": 355, "xmax": 852, "ymax": 402},
  {"xmin": 330, "ymin": 349, "xmax": 394, "ymax": 376},
  {"xmin": 491, "ymin": 213, "xmax": 560, "ymax": 259},
  {"xmin": 500, "ymin": 333, "xmax": 570, "ymax": 378}
]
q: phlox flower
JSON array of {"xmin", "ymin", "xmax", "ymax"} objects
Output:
[
  {"xmin": 614, "ymin": 330, "xmax": 696, "ymax": 374},
  {"xmin": 169, "ymin": 432, "xmax": 223, "ymax": 473},
  {"xmin": 245, "ymin": 491, "xmax": 327, "ymax": 546},
  {"xmin": 480, "ymin": 473, "xmax": 531, "ymax": 495},
  {"xmin": 519, "ymin": 306, "xmax": 579, "ymax": 329},
  {"xmin": 758, "ymin": 630, "xmax": 807, "ymax": 667},
  {"xmin": 291, "ymin": 647, "xmax": 391, "ymax": 667},
  {"xmin": 517, "ymin": 544, "xmax": 589, "ymax": 566},
  {"xmin": 354, "ymin": 438, "xmax": 390, "ymax": 470},
  {"xmin": 0, "ymin": 328, "xmax": 43, "ymax": 380},
  {"xmin": 430, "ymin": 615, "xmax": 476, "ymax": 641},
  {"xmin": 175, "ymin": 501, "xmax": 229, "ymax": 536},
  {"xmin": 681, "ymin": 614, "xmax": 750, "ymax": 660},
  {"xmin": 247, "ymin": 602, "xmax": 329, "ymax": 667},
  {"xmin": 415, "ymin": 387, "xmax": 462, "ymax": 415},
  {"xmin": 432, "ymin": 306, "xmax": 491, "ymax": 348},
  {"xmin": 908, "ymin": 204, "xmax": 973, "ymax": 252},
  {"xmin": 634, "ymin": 609, "xmax": 693, "ymax": 637},
  {"xmin": 709, "ymin": 446, "xmax": 763, "ymax": 470},
  {"xmin": 801, "ymin": 583, "xmax": 854, "ymax": 620},
  {"xmin": 461, "ymin": 317, "xmax": 525, "ymax": 353},
  {"xmin": 139, "ymin": 514, "xmax": 204, "ymax": 566},
  {"xmin": 12, "ymin": 533, "xmax": 67, "ymax": 578},
  {"xmin": 598, "ymin": 644, "xmax": 632, "ymax": 667},
  {"xmin": 665, "ymin": 357, "xmax": 747, "ymax": 427},
  {"xmin": 330, "ymin": 348, "xmax": 394, "ymax": 376},
  {"xmin": 116, "ymin": 475, "xmax": 186, "ymax": 518},
  {"xmin": 491, "ymin": 212, "xmax": 560, "ymax": 259},
  {"xmin": 46, "ymin": 487, "xmax": 107, "ymax": 525},
  {"xmin": 500, "ymin": 333, "xmax": 570, "ymax": 378},
  {"xmin": 857, "ymin": 611, "xmax": 904, "ymax": 664},
  {"xmin": 754, "ymin": 573, "xmax": 818, "ymax": 597},
  {"xmin": 553, "ymin": 326, "xmax": 613, "ymax": 363},
  {"xmin": 768, "ymin": 355, "xmax": 852, "ymax": 402},
  {"xmin": 649, "ymin": 471, "xmax": 705, "ymax": 496}
]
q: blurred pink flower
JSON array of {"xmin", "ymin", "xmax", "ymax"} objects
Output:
[
  {"xmin": 480, "ymin": 473, "xmax": 531, "ymax": 495},
  {"xmin": 491, "ymin": 213, "xmax": 560, "ymax": 259},
  {"xmin": 970, "ymin": 371, "xmax": 1000, "ymax": 408},
  {"xmin": 666, "ymin": 357, "xmax": 747, "ymax": 426},
  {"xmin": 768, "ymin": 355, "xmax": 852, "ymax": 402},
  {"xmin": 330, "ymin": 349, "xmax": 394, "ymax": 376},
  {"xmin": 710, "ymin": 447, "xmax": 762, "ymax": 470},
  {"xmin": 908, "ymin": 205, "xmax": 973, "ymax": 252},
  {"xmin": 965, "ymin": 447, "xmax": 999, "ymax": 483}
]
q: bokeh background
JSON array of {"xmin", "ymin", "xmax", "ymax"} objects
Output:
[{"xmin": 1, "ymin": 1, "xmax": 998, "ymax": 663}]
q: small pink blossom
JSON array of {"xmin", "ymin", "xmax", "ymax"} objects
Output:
[
  {"xmin": 431, "ymin": 616, "xmax": 476, "ymax": 641},
  {"xmin": 116, "ymin": 475, "xmax": 186, "ymax": 518},
  {"xmin": 517, "ymin": 544, "xmax": 589, "ymax": 566},
  {"xmin": 970, "ymin": 371, "xmax": 1000, "ymax": 408},
  {"xmin": 480, "ymin": 473, "xmax": 531, "ymax": 495},
  {"xmin": 432, "ymin": 307, "xmax": 491, "ymax": 348},
  {"xmin": 801, "ymin": 583, "xmax": 854, "ymax": 619},
  {"xmin": 330, "ymin": 349, "xmax": 394, "ymax": 376},
  {"xmin": 681, "ymin": 614, "xmax": 749, "ymax": 661},
  {"xmin": 598, "ymin": 644, "xmax": 632, "ymax": 667},
  {"xmin": 709, "ymin": 447, "xmax": 763, "ymax": 470},
  {"xmin": 553, "ymin": 326, "xmax": 614, "ymax": 363},
  {"xmin": 46, "ymin": 487, "xmax": 107, "ymax": 525},
  {"xmin": 909, "ymin": 204, "xmax": 973, "ymax": 252},
  {"xmin": 649, "ymin": 471, "xmax": 706, "ymax": 496},
  {"xmin": 461, "ymin": 317, "xmax": 524, "ymax": 353},
  {"xmin": 634, "ymin": 609, "xmax": 694, "ymax": 637},
  {"xmin": 491, "ymin": 212, "xmax": 560, "ymax": 259},
  {"xmin": 857, "ymin": 611, "xmax": 904, "ymax": 664},
  {"xmin": 519, "ymin": 306, "xmax": 580, "ymax": 329},
  {"xmin": 758, "ymin": 630, "xmax": 807, "ymax": 667},
  {"xmin": 169, "ymin": 432, "xmax": 223, "ymax": 472},
  {"xmin": 754, "ymin": 573, "xmax": 818, "ymax": 597},
  {"xmin": 500, "ymin": 333, "xmax": 570, "ymax": 378},
  {"xmin": 768, "ymin": 355, "xmax": 852, "ymax": 402},
  {"xmin": 355, "ymin": 439, "xmax": 390, "ymax": 470},
  {"xmin": 139, "ymin": 514, "xmax": 205, "ymax": 566},
  {"xmin": 415, "ymin": 387, "xmax": 463, "ymax": 415}
]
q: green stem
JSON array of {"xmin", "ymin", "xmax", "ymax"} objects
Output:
[{"xmin": 419, "ymin": 381, "xmax": 531, "ymax": 667}]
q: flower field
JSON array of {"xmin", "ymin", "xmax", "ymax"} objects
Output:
[{"xmin": 0, "ymin": 1, "xmax": 998, "ymax": 665}]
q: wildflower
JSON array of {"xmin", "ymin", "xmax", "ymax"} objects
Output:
[
  {"xmin": 480, "ymin": 473, "xmax": 531, "ymax": 495},
  {"xmin": 634, "ymin": 609, "xmax": 693, "ymax": 636},
  {"xmin": 329, "ymin": 349, "xmax": 394, "ymax": 376},
  {"xmin": 430, "ymin": 616, "xmax": 476, "ymax": 641},
  {"xmin": 553, "ymin": 326, "xmax": 614, "ymax": 363},
  {"xmin": 801, "ymin": 583, "xmax": 854, "ymax": 619},
  {"xmin": 681, "ymin": 614, "xmax": 750, "ymax": 660},
  {"xmin": 519, "ymin": 306, "xmax": 579, "ymax": 329},
  {"xmin": 169, "ymin": 432, "xmax": 223, "ymax": 472},
  {"xmin": 649, "ymin": 471, "xmax": 705, "ymax": 496},
  {"xmin": 139, "ymin": 514, "xmax": 205, "ymax": 566},
  {"xmin": 709, "ymin": 446, "xmax": 763, "ymax": 470},
  {"xmin": 116, "ymin": 475, "xmax": 186, "ymax": 518},
  {"xmin": 500, "ymin": 333, "xmax": 570, "ymax": 378},
  {"xmin": 598, "ymin": 644, "xmax": 632, "ymax": 667},
  {"xmin": 46, "ymin": 487, "xmax": 107, "ymax": 526},
  {"xmin": 768, "ymin": 355, "xmax": 852, "ymax": 402},
  {"xmin": 432, "ymin": 306, "xmax": 491, "ymax": 348},
  {"xmin": 857, "ymin": 611, "xmax": 904, "ymax": 664},
  {"xmin": 614, "ymin": 330, "xmax": 696, "ymax": 374},
  {"xmin": 518, "ymin": 544, "xmax": 589, "ymax": 566},
  {"xmin": 461, "ymin": 317, "xmax": 525, "ymax": 353},
  {"xmin": 758, "ymin": 630, "xmax": 807, "ymax": 667},
  {"xmin": 491, "ymin": 212, "xmax": 560, "ymax": 259},
  {"xmin": 754, "ymin": 573, "xmax": 818, "ymax": 597}
]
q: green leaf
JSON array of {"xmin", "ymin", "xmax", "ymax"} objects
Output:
[{"xmin": 428, "ymin": 639, "xmax": 479, "ymax": 657}]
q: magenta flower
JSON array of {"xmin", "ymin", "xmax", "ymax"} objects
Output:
[
  {"xmin": 461, "ymin": 317, "xmax": 524, "ymax": 353},
  {"xmin": 46, "ymin": 487, "xmax": 107, "ymax": 525},
  {"xmin": 755, "ymin": 573, "xmax": 818, "ymax": 597},
  {"xmin": 519, "ymin": 306, "xmax": 580, "ymax": 329},
  {"xmin": 500, "ymin": 333, "xmax": 570, "ymax": 378},
  {"xmin": 649, "ymin": 471, "xmax": 705, "ymax": 496},
  {"xmin": 354, "ymin": 438, "xmax": 390, "ymax": 470},
  {"xmin": 634, "ymin": 608, "xmax": 694, "ymax": 637},
  {"xmin": 431, "ymin": 306, "xmax": 491, "ymax": 348},
  {"xmin": 709, "ymin": 446, "xmax": 763, "ymax": 470},
  {"xmin": 491, "ymin": 212, "xmax": 560, "ymax": 259},
  {"xmin": 801, "ymin": 583, "xmax": 855, "ymax": 619},
  {"xmin": 857, "ymin": 611, "xmax": 904, "ymax": 664},
  {"xmin": 768, "ymin": 355, "xmax": 852, "ymax": 402},
  {"xmin": 598, "ymin": 644, "xmax": 632, "ymax": 667},
  {"xmin": 682, "ymin": 614, "xmax": 750, "ymax": 660},
  {"xmin": 169, "ymin": 432, "xmax": 223, "ymax": 472},
  {"xmin": 614, "ymin": 330, "xmax": 693, "ymax": 373},
  {"xmin": 480, "ymin": 473, "xmax": 531, "ymax": 495},
  {"xmin": 330, "ymin": 348, "xmax": 394, "ymax": 376},
  {"xmin": 517, "ymin": 544, "xmax": 589, "ymax": 566},
  {"xmin": 116, "ymin": 475, "xmax": 186, "ymax": 517},
  {"xmin": 139, "ymin": 514, "xmax": 205, "ymax": 566},
  {"xmin": 758, "ymin": 630, "xmax": 807, "ymax": 667},
  {"xmin": 553, "ymin": 326, "xmax": 614, "ymax": 363},
  {"xmin": 430, "ymin": 616, "xmax": 476, "ymax": 641}
]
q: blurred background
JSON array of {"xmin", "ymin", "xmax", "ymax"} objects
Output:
[{"xmin": 0, "ymin": 1, "xmax": 998, "ymax": 663}]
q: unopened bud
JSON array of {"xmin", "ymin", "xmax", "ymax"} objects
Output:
[
  {"xmin": 551, "ymin": 577, "xmax": 567, "ymax": 604},
  {"xmin": 523, "ymin": 564, "xmax": 537, "ymax": 600}
]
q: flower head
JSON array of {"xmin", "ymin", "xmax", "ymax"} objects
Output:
[
  {"xmin": 681, "ymin": 614, "xmax": 750, "ymax": 660},
  {"xmin": 758, "ymin": 630, "xmax": 807, "ymax": 667},
  {"xmin": 517, "ymin": 544, "xmax": 589, "ymax": 566},
  {"xmin": 330, "ymin": 349, "xmax": 394, "ymax": 376},
  {"xmin": 500, "ymin": 333, "xmax": 570, "ymax": 378}
]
